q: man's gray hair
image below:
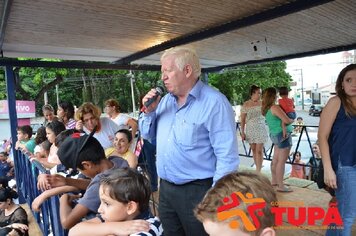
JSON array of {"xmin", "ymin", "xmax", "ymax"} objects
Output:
[{"xmin": 161, "ymin": 47, "xmax": 201, "ymax": 78}]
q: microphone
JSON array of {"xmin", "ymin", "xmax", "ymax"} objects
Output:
[{"xmin": 143, "ymin": 86, "xmax": 165, "ymax": 108}]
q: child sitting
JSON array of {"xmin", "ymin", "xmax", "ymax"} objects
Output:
[
  {"xmin": 69, "ymin": 168, "xmax": 163, "ymax": 236},
  {"xmin": 290, "ymin": 151, "xmax": 306, "ymax": 179},
  {"xmin": 195, "ymin": 171, "xmax": 277, "ymax": 236},
  {"xmin": 33, "ymin": 126, "xmax": 47, "ymax": 159},
  {"xmin": 278, "ymin": 87, "xmax": 296, "ymax": 140},
  {"xmin": 293, "ymin": 117, "xmax": 304, "ymax": 133}
]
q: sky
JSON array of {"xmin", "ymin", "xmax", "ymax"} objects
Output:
[{"xmin": 286, "ymin": 50, "xmax": 354, "ymax": 90}]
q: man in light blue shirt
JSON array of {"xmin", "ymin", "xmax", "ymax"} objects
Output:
[{"xmin": 139, "ymin": 47, "xmax": 239, "ymax": 236}]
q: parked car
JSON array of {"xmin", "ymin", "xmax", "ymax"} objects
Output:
[{"xmin": 309, "ymin": 105, "xmax": 323, "ymax": 116}]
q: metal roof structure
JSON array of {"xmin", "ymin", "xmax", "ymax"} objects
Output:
[{"xmin": 0, "ymin": 0, "xmax": 356, "ymax": 71}]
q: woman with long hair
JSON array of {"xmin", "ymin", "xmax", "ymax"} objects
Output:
[
  {"xmin": 240, "ymin": 85, "xmax": 268, "ymax": 172},
  {"xmin": 57, "ymin": 101, "xmax": 76, "ymax": 129},
  {"xmin": 318, "ymin": 64, "xmax": 356, "ymax": 235},
  {"xmin": 262, "ymin": 87, "xmax": 293, "ymax": 192}
]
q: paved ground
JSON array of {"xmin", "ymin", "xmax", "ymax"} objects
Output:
[
  {"xmin": 238, "ymin": 108, "xmax": 321, "ymax": 174},
  {"xmin": 294, "ymin": 107, "xmax": 320, "ymax": 126}
]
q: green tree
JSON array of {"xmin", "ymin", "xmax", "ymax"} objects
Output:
[
  {"xmin": 208, "ymin": 61, "xmax": 292, "ymax": 105},
  {"xmin": 0, "ymin": 60, "xmax": 291, "ymax": 115}
]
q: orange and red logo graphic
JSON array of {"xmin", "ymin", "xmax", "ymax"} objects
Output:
[{"xmin": 217, "ymin": 192, "xmax": 343, "ymax": 231}]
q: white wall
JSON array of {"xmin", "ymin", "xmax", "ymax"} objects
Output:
[{"xmin": 0, "ymin": 121, "xmax": 11, "ymax": 141}]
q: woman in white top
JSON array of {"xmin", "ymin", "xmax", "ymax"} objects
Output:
[
  {"xmin": 104, "ymin": 99, "xmax": 138, "ymax": 139},
  {"xmin": 240, "ymin": 85, "xmax": 268, "ymax": 172},
  {"xmin": 75, "ymin": 102, "xmax": 119, "ymax": 150}
]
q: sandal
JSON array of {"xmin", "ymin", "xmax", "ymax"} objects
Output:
[{"xmin": 276, "ymin": 186, "xmax": 293, "ymax": 193}]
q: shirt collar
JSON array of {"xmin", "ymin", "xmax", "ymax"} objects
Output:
[
  {"xmin": 134, "ymin": 209, "xmax": 152, "ymax": 220},
  {"xmin": 168, "ymin": 79, "xmax": 203, "ymax": 101},
  {"xmin": 189, "ymin": 79, "xmax": 203, "ymax": 99}
]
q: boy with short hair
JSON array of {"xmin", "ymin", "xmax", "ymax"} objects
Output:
[
  {"xmin": 15, "ymin": 125, "xmax": 36, "ymax": 154},
  {"xmin": 40, "ymin": 133, "xmax": 129, "ymax": 229},
  {"xmin": 195, "ymin": 171, "xmax": 277, "ymax": 236},
  {"xmin": 278, "ymin": 87, "xmax": 296, "ymax": 140},
  {"xmin": 69, "ymin": 168, "xmax": 163, "ymax": 236}
]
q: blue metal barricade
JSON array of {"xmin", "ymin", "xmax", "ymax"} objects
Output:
[{"xmin": 15, "ymin": 150, "xmax": 67, "ymax": 236}]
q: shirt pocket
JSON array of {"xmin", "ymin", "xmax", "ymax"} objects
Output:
[{"xmin": 175, "ymin": 120, "xmax": 198, "ymax": 147}]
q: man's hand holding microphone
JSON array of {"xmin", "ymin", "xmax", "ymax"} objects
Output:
[{"xmin": 141, "ymin": 86, "xmax": 165, "ymax": 113}]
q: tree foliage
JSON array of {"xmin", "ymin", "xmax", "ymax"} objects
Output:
[
  {"xmin": 0, "ymin": 60, "xmax": 291, "ymax": 115},
  {"xmin": 208, "ymin": 61, "xmax": 292, "ymax": 105}
]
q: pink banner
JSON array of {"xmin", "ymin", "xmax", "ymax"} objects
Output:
[{"xmin": 0, "ymin": 100, "xmax": 36, "ymax": 114}]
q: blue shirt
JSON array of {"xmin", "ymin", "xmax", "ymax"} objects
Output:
[
  {"xmin": 0, "ymin": 161, "xmax": 11, "ymax": 177},
  {"xmin": 329, "ymin": 104, "xmax": 356, "ymax": 170},
  {"xmin": 139, "ymin": 80, "xmax": 239, "ymax": 184}
]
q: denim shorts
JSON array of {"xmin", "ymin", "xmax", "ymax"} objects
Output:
[
  {"xmin": 270, "ymin": 132, "xmax": 292, "ymax": 149},
  {"xmin": 287, "ymin": 111, "xmax": 296, "ymax": 120}
]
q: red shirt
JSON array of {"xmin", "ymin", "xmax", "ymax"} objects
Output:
[{"xmin": 279, "ymin": 97, "xmax": 295, "ymax": 113}]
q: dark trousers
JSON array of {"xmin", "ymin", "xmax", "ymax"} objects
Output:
[
  {"xmin": 138, "ymin": 139, "xmax": 158, "ymax": 192},
  {"xmin": 159, "ymin": 178, "xmax": 212, "ymax": 236}
]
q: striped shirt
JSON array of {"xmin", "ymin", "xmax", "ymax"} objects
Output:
[
  {"xmin": 130, "ymin": 217, "xmax": 163, "ymax": 236},
  {"xmin": 97, "ymin": 211, "xmax": 163, "ymax": 236},
  {"xmin": 66, "ymin": 118, "xmax": 76, "ymax": 129}
]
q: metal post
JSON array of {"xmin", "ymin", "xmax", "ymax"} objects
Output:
[
  {"xmin": 44, "ymin": 91, "xmax": 48, "ymax": 105},
  {"xmin": 56, "ymin": 84, "xmax": 59, "ymax": 107},
  {"xmin": 129, "ymin": 70, "xmax": 136, "ymax": 116},
  {"xmin": 4, "ymin": 66, "xmax": 18, "ymax": 157},
  {"xmin": 300, "ymin": 69, "xmax": 304, "ymax": 111},
  {"xmin": 4, "ymin": 65, "xmax": 25, "ymax": 203}
]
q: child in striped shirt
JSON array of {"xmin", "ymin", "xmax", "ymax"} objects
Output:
[{"xmin": 68, "ymin": 168, "xmax": 163, "ymax": 236}]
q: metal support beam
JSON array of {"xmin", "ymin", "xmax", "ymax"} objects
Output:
[
  {"xmin": 5, "ymin": 65, "xmax": 17, "ymax": 158},
  {"xmin": 4, "ymin": 65, "xmax": 24, "ymax": 203},
  {"xmin": 0, "ymin": 59, "xmax": 161, "ymax": 71},
  {"xmin": 0, "ymin": 42, "xmax": 354, "ymax": 73},
  {"xmin": 114, "ymin": 0, "xmax": 333, "ymax": 65},
  {"xmin": 202, "ymin": 43, "xmax": 356, "ymax": 73},
  {"xmin": 0, "ymin": 0, "xmax": 13, "ymax": 52}
]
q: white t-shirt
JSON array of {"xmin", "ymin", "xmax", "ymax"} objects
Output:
[
  {"xmin": 111, "ymin": 113, "xmax": 130, "ymax": 130},
  {"xmin": 34, "ymin": 145, "xmax": 42, "ymax": 154},
  {"xmin": 84, "ymin": 117, "xmax": 119, "ymax": 149}
]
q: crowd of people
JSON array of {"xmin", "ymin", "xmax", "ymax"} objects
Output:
[{"xmin": 3, "ymin": 47, "xmax": 355, "ymax": 236}]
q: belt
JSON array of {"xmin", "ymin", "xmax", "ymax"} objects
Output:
[{"xmin": 162, "ymin": 177, "xmax": 213, "ymax": 186}]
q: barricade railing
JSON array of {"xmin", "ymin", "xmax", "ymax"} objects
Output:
[
  {"xmin": 236, "ymin": 123, "xmax": 320, "ymax": 168},
  {"xmin": 15, "ymin": 150, "xmax": 67, "ymax": 236}
]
